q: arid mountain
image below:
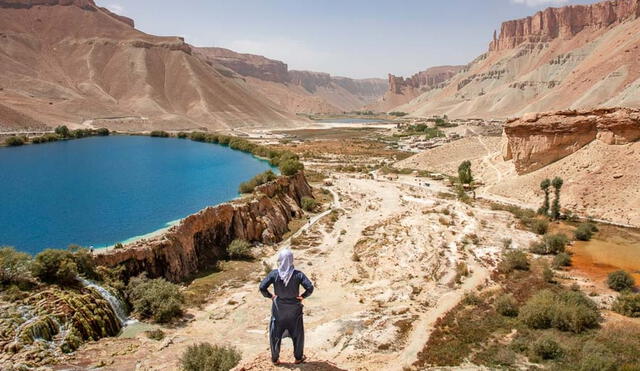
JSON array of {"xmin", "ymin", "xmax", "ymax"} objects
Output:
[
  {"xmin": 196, "ymin": 47, "xmax": 388, "ymax": 113},
  {"xmin": 395, "ymin": 0, "xmax": 640, "ymax": 118},
  {"xmin": 0, "ymin": 0, "xmax": 300, "ymax": 131},
  {"xmin": 371, "ymin": 66, "xmax": 464, "ymax": 112}
]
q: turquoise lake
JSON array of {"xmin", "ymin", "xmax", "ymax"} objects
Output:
[{"xmin": 0, "ymin": 136, "xmax": 275, "ymax": 255}]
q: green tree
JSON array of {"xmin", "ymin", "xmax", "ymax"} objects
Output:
[
  {"xmin": 55, "ymin": 125, "xmax": 70, "ymax": 138},
  {"xmin": 280, "ymin": 159, "xmax": 304, "ymax": 176},
  {"xmin": 5, "ymin": 136, "xmax": 25, "ymax": 146},
  {"xmin": 0, "ymin": 246, "xmax": 32, "ymax": 284},
  {"xmin": 31, "ymin": 249, "xmax": 78, "ymax": 285},
  {"xmin": 457, "ymin": 160, "xmax": 473, "ymax": 185},
  {"xmin": 551, "ymin": 176, "xmax": 563, "ymax": 220},
  {"xmin": 538, "ymin": 178, "xmax": 551, "ymax": 216}
]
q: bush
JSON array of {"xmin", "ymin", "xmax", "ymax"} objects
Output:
[
  {"xmin": 238, "ymin": 170, "xmax": 277, "ymax": 193},
  {"xmin": 0, "ymin": 246, "xmax": 32, "ymax": 284},
  {"xmin": 542, "ymin": 263, "xmax": 554, "ymax": 283},
  {"xmin": 145, "ymin": 329, "xmax": 165, "ymax": 341},
  {"xmin": 96, "ymin": 128, "xmax": 110, "ymax": 136},
  {"xmin": 611, "ymin": 292, "xmax": 640, "ymax": 317},
  {"xmin": 532, "ymin": 337, "xmax": 563, "ymax": 360},
  {"xmin": 150, "ymin": 130, "xmax": 170, "ymax": 137},
  {"xmin": 227, "ymin": 239, "xmax": 252, "ymax": 260},
  {"xmin": 607, "ymin": 270, "xmax": 635, "ymax": 292},
  {"xmin": 31, "ymin": 249, "xmax": 78, "ymax": 285},
  {"xmin": 531, "ymin": 219, "xmax": 549, "ymax": 235},
  {"xmin": 127, "ymin": 275, "xmax": 184, "ymax": 323},
  {"xmin": 180, "ymin": 343, "xmax": 241, "ymax": 371},
  {"xmin": 177, "ymin": 132, "xmax": 188, "ymax": 139},
  {"xmin": 530, "ymin": 233, "xmax": 569, "ymax": 255},
  {"xmin": 5, "ymin": 136, "xmax": 25, "ymax": 146},
  {"xmin": 280, "ymin": 159, "xmax": 304, "ymax": 176},
  {"xmin": 519, "ymin": 289, "xmax": 600, "ymax": 333},
  {"xmin": 55, "ymin": 125, "xmax": 70, "ymax": 137},
  {"xmin": 499, "ymin": 250, "xmax": 529, "ymax": 273},
  {"xmin": 495, "ymin": 294, "xmax": 518, "ymax": 317},
  {"xmin": 552, "ymin": 252, "xmax": 572, "ymax": 268},
  {"xmin": 301, "ymin": 196, "xmax": 318, "ymax": 212},
  {"xmin": 190, "ymin": 132, "xmax": 207, "ymax": 142},
  {"xmin": 574, "ymin": 222, "xmax": 598, "ymax": 241}
]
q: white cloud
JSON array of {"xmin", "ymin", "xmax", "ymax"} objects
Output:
[
  {"xmin": 511, "ymin": 0, "xmax": 569, "ymax": 7},
  {"xmin": 105, "ymin": 3, "xmax": 124, "ymax": 14}
]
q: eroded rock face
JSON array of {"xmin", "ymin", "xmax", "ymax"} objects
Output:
[
  {"xmin": 489, "ymin": 0, "xmax": 640, "ymax": 51},
  {"xmin": 93, "ymin": 172, "xmax": 313, "ymax": 282},
  {"xmin": 196, "ymin": 47, "xmax": 289, "ymax": 83},
  {"xmin": 0, "ymin": 0, "xmax": 135, "ymax": 27},
  {"xmin": 388, "ymin": 66, "xmax": 463, "ymax": 95},
  {"xmin": 503, "ymin": 108, "xmax": 640, "ymax": 174}
]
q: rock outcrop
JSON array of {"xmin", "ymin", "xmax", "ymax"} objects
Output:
[
  {"xmin": 93, "ymin": 172, "xmax": 313, "ymax": 282},
  {"xmin": 503, "ymin": 107, "xmax": 640, "ymax": 173},
  {"xmin": 490, "ymin": 0, "xmax": 640, "ymax": 51},
  {"xmin": 388, "ymin": 66, "xmax": 463, "ymax": 95},
  {"xmin": 194, "ymin": 47, "xmax": 388, "ymax": 113},
  {"xmin": 0, "ymin": 0, "xmax": 135, "ymax": 27}
]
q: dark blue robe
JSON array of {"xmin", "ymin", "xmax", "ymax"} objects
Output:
[{"xmin": 259, "ymin": 269, "xmax": 314, "ymax": 362}]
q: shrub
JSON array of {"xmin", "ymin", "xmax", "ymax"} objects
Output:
[
  {"xmin": 611, "ymin": 292, "xmax": 640, "ymax": 317},
  {"xmin": 531, "ymin": 219, "xmax": 549, "ymax": 235},
  {"xmin": 180, "ymin": 343, "xmax": 241, "ymax": 371},
  {"xmin": 530, "ymin": 233, "xmax": 568, "ymax": 255},
  {"xmin": 177, "ymin": 132, "xmax": 188, "ymax": 139},
  {"xmin": 552, "ymin": 252, "xmax": 572, "ymax": 268},
  {"xmin": 96, "ymin": 128, "xmax": 110, "ymax": 136},
  {"xmin": 519, "ymin": 289, "xmax": 600, "ymax": 333},
  {"xmin": 462, "ymin": 291, "xmax": 482, "ymax": 306},
  {"xmin": 127, "ymin": 275, "xmax": 184, "ymax": 323},
  {"xmin": 499, "ymin": 250, "xmax": 529, "ymax": 273},
  {"xmin": 145, "ymin": 329, "xmax": 165, "ymax": 341},
  {"xmin": 190, "ymin": 132, "xmax": 207, "ymax": 142},
  {"xmin": 301, "ymin": 196, "xmax": 318, "ymax": 212},
  {"xmin": 238, "ymin": 170, "xmax": 277, "ymax": 193},
  {"xmin": 532, "ymin": 337, "xmax": 563, "ymax": 360},
  {"xmin": 280, "ymin": 159, "xmax": 304, "ymax": 176},
  {"xmin": 607, "ymin": 270, "xmax": 635, "ymax": 292},
  {"xmin": 0, "ymin": 246, "xmax": 32, "ymax": 284},
  {"xmin": 227, "ymin": 239, "xmax": 252, "ymax": 260},
  {"xmin": 5, "ymin": 136, "xmax": 25, "ymax": 146},
  {"xmin": 55, "ymin": 125, "xmax": 70, "ymax": 137},
  {"xmin": 495, "ymin": 294, "xmax": 518, "ymax": 317},
  {"xmin": 574, "ymin": 222, "xmax": 598, "ymax": 241},
  {"xmin": 31, "ymin": 249, "xmax": 78, "ymax": 285},
  {"xmin": 542, "ymin": 263, "xmax": 554, "ymax": 283},
  {"xmin": 149, "ymin": 130, "xmax": 170, "ymax": 137}
]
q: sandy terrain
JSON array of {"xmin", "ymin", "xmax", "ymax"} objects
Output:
[{"xmin": 59, "ymin": 172, "xmax": 536, "ymax": 370}]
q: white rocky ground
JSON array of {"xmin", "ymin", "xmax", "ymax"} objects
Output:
[{"xmin": 59, "ymin": 173, "xmax": 537, "ymax": 370}]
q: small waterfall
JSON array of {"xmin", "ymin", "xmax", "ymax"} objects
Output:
[{"xmin": 79, "ymin": 277, "xmax": 130, "ymax": 325}]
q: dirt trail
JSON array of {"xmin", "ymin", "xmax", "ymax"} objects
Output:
[{"xmin": 60, "ymin": 174, "xmax": 535, "ymax": 371}]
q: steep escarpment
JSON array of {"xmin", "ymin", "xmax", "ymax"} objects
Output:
[
  {"xmin": 0, "ymin": 0, "xmax": 299, "ymax": 131},
  {"xmin": 394, "ymin": 0, "xmax": 640, "ymax": 118},
  {"xmin": 503, "ymin": 107, "xmax": 640, "ymax": 174},
  {"xmin": 93, "ymin": 172, "xmax": 313, "ymax": 282},
  {"xmin": 195, "ymin": 47, "xmax": 388, "ymax": 113},
  {"xmin": 372, "ymin": 66, "xmax": 463, "ymax": 112}
]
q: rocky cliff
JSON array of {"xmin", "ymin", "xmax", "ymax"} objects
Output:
[
  {"xmin": 388, "ymin": 66, "xmax": 463, "ymax": 95},
  {"xmin": 489, "ymin": 0, "xmax": 640, "ymax": 51},
  {"xmin": 194, "ymin": 47, "xmax": 387, "ymax": 113},
  {"xmin": 0, "ymin": 0, "xmax": 135, "ymax": 26},
  {"xmin": 503, "ymin": 107, "xmax": 640, "ymax": 173},
  {"xmin": 93, "ymin": 172, "xmax": 313, "ymax": 282},
  {"xmin": 393, "ymin": 0, "xmax": 640, "ymax": 119}
]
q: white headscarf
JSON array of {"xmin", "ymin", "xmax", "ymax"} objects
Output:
[{"xmin": 277, "ymin": 249, "xmax": 295, "ymax": 287}]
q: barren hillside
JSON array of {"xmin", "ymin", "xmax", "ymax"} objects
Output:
[
  {"xmin": 0, "ymin": 0, "xmax": 301, "ymax": 131},
  {"xmin": 392, "ymin": 0, "xmax": 640, "ymax": 118}
]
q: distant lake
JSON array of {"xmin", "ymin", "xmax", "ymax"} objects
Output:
[
  {"xmin": 0, "ymin": 136, "xmax": 275, "ymax": 255},
  {"xmin": 315, "ymin": 118, "xmax": 391, "ymax": 124}
]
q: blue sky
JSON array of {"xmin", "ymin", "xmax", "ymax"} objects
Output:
[{"xmin": 97, "ymin": 0, "xmax": 601, "ymax": 79}]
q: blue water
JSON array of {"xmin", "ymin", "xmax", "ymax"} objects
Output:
[{"xmin": 0, "ymin": 136, "xmax": 275, "ymax": 255}]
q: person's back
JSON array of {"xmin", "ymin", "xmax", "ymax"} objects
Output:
[{"xmin": 259, "ymin": 249, "xmax": 314, "ymax": 364}]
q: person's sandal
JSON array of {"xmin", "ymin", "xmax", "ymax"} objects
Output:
[
  {"xmin": 272, "ymin": 359, "xmax": 280, "ymax": 365},
  {"xmin": 294, "ymin": 356, "xmax": 306, "ymax": 364}
]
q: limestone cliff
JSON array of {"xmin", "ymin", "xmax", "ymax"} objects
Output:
[
  {"xmin": 503, "ymin": 107, "xmax": 640, "ymax": 174},
  {"xmin": 93, "ymin": 172, "xmax": 313, "ymax": 282},
  {"xmin": 489, "ymin": 0, "xmax": 640, "ymax": 51}
]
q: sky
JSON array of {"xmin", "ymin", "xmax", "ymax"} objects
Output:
[{"xmin": 96, "ymin": 0, "xmax": 602, "ymax": 79}]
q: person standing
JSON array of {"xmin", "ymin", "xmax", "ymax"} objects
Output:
[{"xmin": 259, "ymin": 249, "xmax": 314, "ymax": 365}]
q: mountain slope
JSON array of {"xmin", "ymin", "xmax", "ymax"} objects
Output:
[
  {"xmin": 397, "ymin": 0, "xmax": 640, "ymax": 118},
  {"xmin": 196, "ymin": 47, "xmax": 388, "ymax": 114},
  {"xmin": 0, "ymin": 0, "xmax": 300, "ymax": 130}
]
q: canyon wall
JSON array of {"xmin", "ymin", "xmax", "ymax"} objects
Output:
[
  {"xmin": 388, "ymin": 66, "xmax": 463, "ymax": 95},
  {"xmin": 490, "ymin": 0, "xmax": 640, "ymax": 51},
  {"xmin": 93, "ymin": 172, "xmax": 313, "ymax": 282},
  {"xmin": 196, "ymin": 47, "xmax": 289, "ymax": 83},
  {"xmin": 503, "ymin": 107, "xmax": 640, "ymax": 174}
]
